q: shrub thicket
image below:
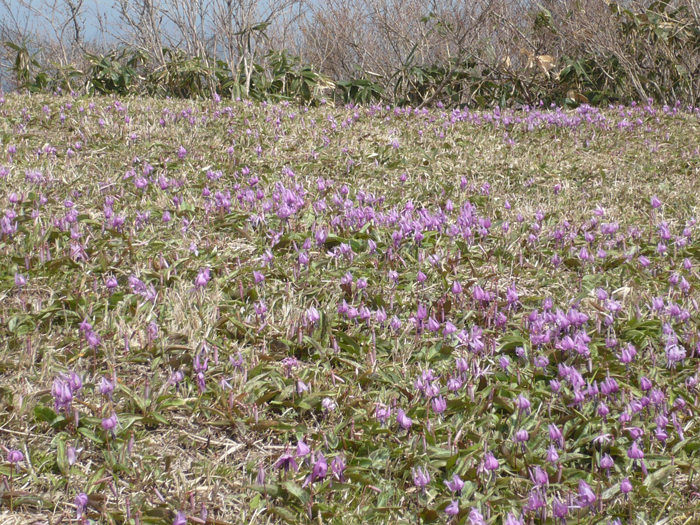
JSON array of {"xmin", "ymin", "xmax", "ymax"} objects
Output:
[{"xmin": 1, "ymin": 0, "xmax": 699, "ymax": 107}]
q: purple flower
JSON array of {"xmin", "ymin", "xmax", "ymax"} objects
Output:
[
  {"xmin": 7, "ymin": 449, "xmax": 23, "ymax": 464},
  {"xmin": 651, "ymin": 195, "xmax": 662, "ymax": 209},
  {"xmin": 330, "ymin": 454, "xmax": 346, "ymax": 483},
  {"xmin": 499, "ymin": 356, "xmax": 510, "ymax": 370},
  {"xmin": 578, "ymin": 479, "xmax": 597, "ymax": 507},
  {"xmin": 620, "ymin": 344, "xmax": 636, "ymax": 364},
  {"xmin": 530, "ymin": 466, "xmax": 548, "ymax": 487},
  {"xmin": 170, "ymin": 370, "xmax": 184, "ymax": 386},
  {"xmin": 105, "ymin": 276, "xmax": 118, "ymax": 291},
  {"xmin": 67, "ymin": 444, "xmax": 78, "ymax": 466},
  {"xmin": 275, "ymin": 450, "xmax": 299, "ymax": 473},
  {"xmin": 550, "ymin": 379, "xmax": 561, "ymax": 394},
  {"xmin": 85, "ymin": 330, "xmax": 101, "ymax": 349},
  {"xmin": 101, "ymin": 412, "xmax": 118, "ymax": 433},
  {"xmin": 627, "ymin": 441, "xmax": 644, "ymax": 460},
  {"xmin": 173, "ymin": 511, "xmax": 187, "ymax": 525},
  {"xmin": 322, "ymin": 397, "xmax": 336, "ymax": 412},
  {"xmin": 666, "ymin": 343, "xmax": 686, "ymax": 369},
  {"xmin": 75, "ymin": 493, "xmax": 89, "ymax": 519},
  {"xmin": 375, "ymin": 307, "xmax": 387, "ymax": 324},
  {"xmin": 397, "ymin": 408, "xmax": 412, "ymax": 430},
  {"xmin": 445, "ymin": 500, "xmax": 459, "ymax": 517},
  {"xmin": 296, "ymin": 439, "xmax": 310, "ymax": 459},
  {"xmin": 506, "ymin": 285, "xmax": 519, "ymax": 306},
  {"xmin": 483, "ymin": 452, "xmax": 499, "ymax": 471},
  {"xmin": 68, "ymin": 371, "xmax": 83, "ymax": 392},
  {"xmin": 427, "ymin": 317, "xmax": 440, "ymax": 332},
  {"xmin": 526, "ymin": 488, "xmax": 546, "ymax": 511},
  {"xmin": 443, "ymin": 322, "xmax": 457, "ymax": 336},
  {"xmin": 600, "ymin": 454, "xmax": 614, "ymax": 470},
  {"xmin": 194, "ymin": 267, "xmax": 210, "ymax": 289},
  {"xmin": 194, "ymin": 350, "xmax": 209, "ymax": 392},
  {"xmin": 505, "ymin": 513, "xmax": 524, "ymax": 525},
  {"xmin": 254, "ymin": 301, "xmax": 267, "ymax": 317},
  {"xmin": 552, "ymin": 497, "xmax": 568, "ymax": 520},
  {"xmin": 515, "ymin": 394, "xmax": 531, "ymax": 414},
  {"xmin": 99, "ymin": 377, "xmax": 114, "ymax": 399},
  {"xmin": 626, "ymin": 426, "xmax": 644, "ymax": 440},
  {"xmin": 468, "ymin": 507, "xmax": 485, "ymax": 525},
  {"xmin": 549, "ymin": 424, "xmax": 564, "ymax": 448},
  {"xmin": 447, "ymin": 376, "xmax": 463, "ymax": 391},
  {"xmin": 412, "ymin": 466, "xmax": 430, "ymax": 490},
  {"xmin": 315, "ymin": 228, "xmax": 327, "ymax": 245},
  {"xmin": 375, "ymin": 405, "xmax": 391, "ymax": 426},
  {"xmin": 514, "ymin": 429, "xmax": 529, "ymax": 443},
  {"xmin": 148, "ymin": 322, "xmax": 159, "ymax": 341},
  {"xmin": 431, "ymin": 396, "xmax": 447, "ymax": 415},
  {"xmin": 303, "ymin": 452, "xmax": 328, "ymax": 487},
  {"xmin": 52, "ymin": 377, "xmax": 73, "ymax": 412},
  {"xmin": 620, "ymin": 477, "xmax": 633, "ymax": 495},
  {"xmin": 444, "ymin": 474, "xmax": 464, "ymax": 493},
  {"xmin": 304, "ymin": 307, "xmax": 320, "ymax": 326},
  {"xmin": 79, "ymin": 317, "xmax": 92, "ymax": 333},
  {"xmin": 14, "ymin": 272, "xmax": 27, "ymax": 288}
]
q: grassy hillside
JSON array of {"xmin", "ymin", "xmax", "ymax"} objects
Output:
[{"xmin": 1, "ymin": 94, "xmax": 700, "ymax": 524}]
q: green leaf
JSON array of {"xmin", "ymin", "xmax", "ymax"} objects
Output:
[
  {"xmin": 269, "ymin": 506, "xmax": 298, "ymax": 523},
  {"xmin": 78, "ymin": 427, "xmax": 105, "ymax": 444},
  {"xmin": 281, "ymin": 481, "xmax": 309, "ymax": 504},
  {"xmin": 86, "ymin": 465, "xmax": 106, "ymax": 493},
  {"xmin": 56, "ymin": 438, "xmax": 69, "ymax": 475},
  {"xmin": 249, "ymin": 483, "xmax": 280, "ymax": 497},
  {"xmin": 643, "ymin": 465, "xmax": 675, "ymax": 490},
  {"xmin": 34, "ymin": 405, "xmax": 57, "ymax": 424}
]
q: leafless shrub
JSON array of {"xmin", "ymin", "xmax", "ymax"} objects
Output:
[
  {"xmin": 113, "ymin": 0, "xmax": 166, "ymax": 65},
  {"xmin": 0, "ymin": 0, "xmax": 697, "ymax": 104}
]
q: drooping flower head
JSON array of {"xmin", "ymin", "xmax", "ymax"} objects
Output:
[
  {"xmin": 397, "ymin": 408, "xmax": 413, "ymax": 431},
  {"xmin": 445, "ymin": 500, "xmax": 459, "ymax": 517},
  {"xmin": 7, "ymin": 449, "xmax": 23, "ymax": 465},
  {"xmin": 330, "ymin": 454, "xmax": 346, "ymax": 483},
  {"xmin": 194, "ymin": 267, "xmax": 210, "ymax": 289},
  {"xmin": 275, "ymin": 449, "xmax": 299, "ymax": 473},
  {"xmin": 75, "ymin": 493, "xmax": 89, "ymax": 519},
  {"xmin": 99, "ymin": 377, "xmax": 114, "ymax": 399},
  {"xmin": 483, "ymin": 452, "xmax": 499, "ymax": 471},
  {"xmin": 101, "ymin": 412, "xmax": 118, "ymax": 435},
  {"xmin": 577, "ymin": 479, "xmax": 597, "ymax": 508},
  {"xmin": 303, "ymin": 452, "xmax": 328, "ymax": 487},
  {"xmin": 412, "ymin": 466, "xmax": 430, "ymax": 490},
  {"xmin": 444, "ymin": 474, "xmax": 464, "ymax": 494}
]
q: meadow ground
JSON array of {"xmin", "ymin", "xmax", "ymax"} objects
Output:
[{"xmin": 1, "ymin": 94, "xmax": 700, "ymax": 525}]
